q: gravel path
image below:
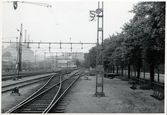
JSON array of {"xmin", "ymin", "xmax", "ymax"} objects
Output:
[{"xmin": 64, "ymin": 75, "xmax": 164, "ymax": 113}]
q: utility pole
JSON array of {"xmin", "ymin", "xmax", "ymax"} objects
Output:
[
  {"xmin": 35, "ymin": 50, "xmax": 39, "ymax": 70},
  {"xmin": 35, "ymin": 51, "xmax": 36, "ymax": 70},
  {"xmin": 28, "ymin": 34, "xmax": 30, "ymax": 42},
  {"xmin": 24, "ymin": 30, "xmax": 27, "ymax": 43},
  {"xmin": 56, "ymin": 52, "xmax": 58, "ymax": 68},
  {"xmin": 16, "ymin": 37, "xmax": 18, "ymax": 51},
  {"xmin": 14, "ymin": 24, "xmax": 23, "ymax": 80},
  {"xmin": 44, "ymin": 52, "xmax": 46, "ymax": 70}
]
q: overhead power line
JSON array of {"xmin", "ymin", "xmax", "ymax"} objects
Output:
[{"xmin": 47, "ymin": 5, "xmax": 71, "ymax": 39}]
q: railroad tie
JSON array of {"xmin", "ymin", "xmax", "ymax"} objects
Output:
[
  {"xmin": 21, "ymin": 110, "xmax": 43, "ymax": 113},
  {"xmin": 54, "ymin": 106, "xmax": 65, "ymax": 113},
  {"xmin": 56, "ymin": 106, "xmax": 66, "ymax": 110},
  {"xmin": 55, "ymin": 110, "xmax": 64, "ymax": 113},
  {"xmin": 58, "ymin": 102, "xmax": 69, "ymax": 106}
]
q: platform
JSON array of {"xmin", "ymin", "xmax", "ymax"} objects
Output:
[{"xmin": 64, "ymin": 75, "xmax": 164, "ymax": 113}]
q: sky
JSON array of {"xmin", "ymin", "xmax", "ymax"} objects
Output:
[{"xmin": 1, "ymin": 0, "xmax": 138, "ymax": 54}]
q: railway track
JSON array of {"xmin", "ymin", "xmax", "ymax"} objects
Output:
[
  {"xmin": 2, "ymin": 71, "xmax": 58, "ymax": 81},
  {"xmin": 2, "ymin": 68, "xmax": 78, "ymax": 81},
  {"xmin": 44, "ymin": 70, "xmax": 85, "ymax": 113},
  {"xmin": 5, "ymin": 69, "xmax": 84, "ymax": 113},
  {"xmin": 2, "ymin": 74, "xmax": 54, "ymax": 93}
]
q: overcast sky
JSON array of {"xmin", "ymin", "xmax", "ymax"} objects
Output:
[{"xmin": 2, "ymin": 0, "xmax": 138, "ymax": 53}]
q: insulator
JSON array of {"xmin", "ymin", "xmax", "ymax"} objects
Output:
[{"xmin": 13, "ymin": 1, "xmax": 18, "ymax": 10}]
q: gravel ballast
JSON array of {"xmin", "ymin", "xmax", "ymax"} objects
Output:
[
  {"xmin": 1, "ymin": 74, "xmax": 164, "ymax": 113},
  {"xmin": 1, "ymin": 81, "xmax": 46, "ymax": 113}
]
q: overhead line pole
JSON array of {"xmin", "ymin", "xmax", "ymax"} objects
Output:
[
  {"xmin": 14, "ymin": 24, "xmax": 23, "ymax": 80},
  {"xmin": 95, "ymin": 1, "xmax": 105, "ymax": 97}
]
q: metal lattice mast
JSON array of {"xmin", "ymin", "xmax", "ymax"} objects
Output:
[{"xmin": 95, "ymin": 1, "xmax": 105, "ymax": 97}]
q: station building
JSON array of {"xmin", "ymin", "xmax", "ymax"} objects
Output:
[
  {"xmin": 2, "ymin": 43, "xmax": 35, "ymax": 71},
  {"xmin": 2, "ymin": 43, "xmax": 35, "ymax": 63}
]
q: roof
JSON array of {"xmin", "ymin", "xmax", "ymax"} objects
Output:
[{"xmin": 2, "ymin": 52, "xmax": 12, "ymax": 57}]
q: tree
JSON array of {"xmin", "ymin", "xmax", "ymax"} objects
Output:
[
  {"xmin": 88, "ymin": 46, "xmax": 97, "ymax": 68},
  {"xmin": 76, "ymin": 59, "xmax": 81, "ymax": 67},
  {"xmin": 131, "ymin": 2, "xmax": 165, "ymax": 82},
  {"xmin": 83, "ymin": 53, "xmax": 90, "ymax": 68},
  {"xmin": 84, "ymin": 2, "xmax": 165, "ymax": 84}
]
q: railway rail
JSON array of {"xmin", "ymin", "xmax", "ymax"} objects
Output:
[
  {"xmin": 2, "ymin": 68, "xmax": 78, "ymax": 81},
  {"xmin": 2, "ymin": 70, "xmax": 58, "ymax": 81},
  {"xmin": 2, "ymin": 74, "xmax": 54, "ymax": 93},
  {"xmin": 44, "ymin": 70, "xmax": 85, "ymax": 113},
  {"xmin": 5, "ymin": 69, "xmax": 84, "ymax": 113}
]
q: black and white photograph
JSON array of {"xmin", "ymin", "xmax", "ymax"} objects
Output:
[{"xmin": 1, "ymin": 0, "xmax": 165, "ymax": 113}]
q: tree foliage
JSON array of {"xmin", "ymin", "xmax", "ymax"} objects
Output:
[{"xmin": 83, "ymin": 2, "xmax": 165, "ymax": 82}]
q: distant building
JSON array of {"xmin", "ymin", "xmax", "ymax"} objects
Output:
[
  {"xmin": 2, "ymin": 43, "xmax": 35, "ymax": 63},
  {"xmin": 2, "ymin": 51, "xmax": 13, "ymax": 62},
  {"xmin": 45, "ymin": 52, "xmax": 85, "ymax": 69},
  {"xmin": 2, "ymin": 51, "xmax": 14, "ymax": 72},
  {"xmin": 63, "ymin": 52, "xmax": 85, "ymax": 62},
  {"xmin": 46, "ymin": 54, "xmax": 76, "ymax": 69}
]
